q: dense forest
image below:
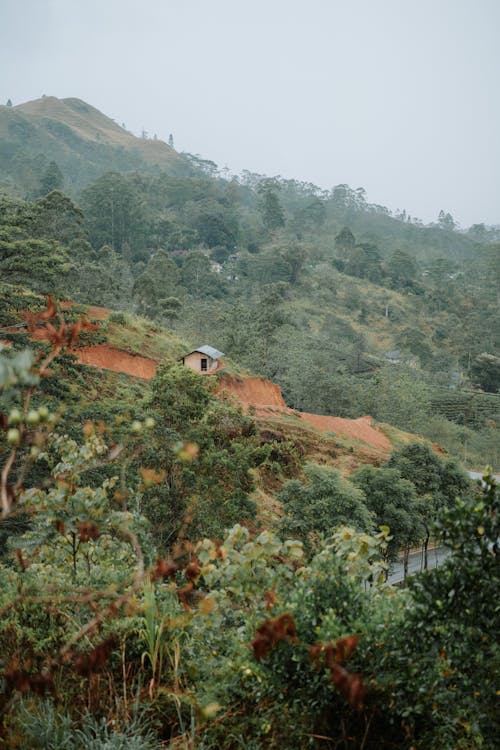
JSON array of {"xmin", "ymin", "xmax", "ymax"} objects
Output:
[{"xmin": 0, "ymin": 97, "xmax": 499, "ymax": 749}]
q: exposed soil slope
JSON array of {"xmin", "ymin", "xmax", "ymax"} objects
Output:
[
  {"xmin": 216, "ymin": 374, "xmax": 392, "ymax": 452},
  {"xmin": 73, "ymin": 345, "xmax": 156, "ymax": 379},
  {"xmin": 298, "ymin": 412, "xmax": 392, "ymax": 452},
  {"xmin": 217, "ymin": 374, "xmax": 286, "ymax": 407},
  {"xmin": 67, "ymin": 351, "xmax": 393, "ymax": 451}
]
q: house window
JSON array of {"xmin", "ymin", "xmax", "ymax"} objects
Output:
[{"xmin": 200, "ymin": 357, "xmax": 208, "ymax": 371}]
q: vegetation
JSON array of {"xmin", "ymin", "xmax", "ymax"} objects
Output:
[
  {"xmin": 1, "ymin": 328, "xmax": 498, "ymax": 747},
  {"xmin": 0, "ymin": 95, "xmax": 499, "ymax": 747}
]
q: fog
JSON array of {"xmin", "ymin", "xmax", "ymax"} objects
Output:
[{"xmin": 1, "ymin": 0, "xmax": 499, "ymax": 226}]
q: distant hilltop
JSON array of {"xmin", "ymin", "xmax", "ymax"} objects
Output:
[{"xmin": 0, "ymin": 95, "xmax": 189, "ymax": 195}]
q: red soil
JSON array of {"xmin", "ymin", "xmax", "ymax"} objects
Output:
[
  {"xmin": 217, "ymin": 374, "xmax": 391, "ymax": 452},
  {"xmin": 298, "ymin": 412, "xmax": 392, "ymax": 452},
  {"xmin": 217, "ymin": 375, "xmax": 286, "ymax": 407},
  {"xmin": 6, "ymin": 308, "xmax": 392, "ymax": 452},
  {"xmin": 72, "ymin": 345, "xmax": 156, "ymax": 380}
]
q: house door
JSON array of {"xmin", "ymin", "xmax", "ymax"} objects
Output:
[{"xmin": 200, "ymin": 358, "xmax": 208, "ymax": 371}]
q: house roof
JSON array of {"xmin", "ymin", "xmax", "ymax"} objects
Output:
[{"xmin": 185, "ymin": 345, "xmax": 224, "ymax": 360}]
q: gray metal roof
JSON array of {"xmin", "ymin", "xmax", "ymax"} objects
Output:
[{"xmin": 189, "ymin": 345, "xmax": 224, "ymax": 360}]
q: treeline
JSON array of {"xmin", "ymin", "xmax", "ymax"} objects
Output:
[{"xmin": 1, "ymin": 162, "xmax": 499, "ymax": 467}]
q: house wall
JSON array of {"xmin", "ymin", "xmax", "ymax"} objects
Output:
[{"xmin": 183, "ymin": 351, "xmax": 217, "ymax": 374}]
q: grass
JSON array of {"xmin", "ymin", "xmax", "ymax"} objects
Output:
[{"xmin": 104, "ymin": 314, "xmax": 189, "ymax": 361}]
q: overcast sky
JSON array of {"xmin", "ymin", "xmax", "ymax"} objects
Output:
[{"xmin": 1, "ymin": 0, "xmax": 499, "ymax": 226}]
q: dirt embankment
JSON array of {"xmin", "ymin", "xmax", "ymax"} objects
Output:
[
  {"xmin": 299, "ymin": 413, "xmax": 392, "ymax": 452},
  {"xmin": 217, "ymin": 374, "xmax": 286, "ymax": 407},
  {"xmin": 217, "ymin": 374, "xmax": 392, "ymax": 452},
  {"xmin": 72, "ymin": 345, "xmax": 157, "ymax": 380}
]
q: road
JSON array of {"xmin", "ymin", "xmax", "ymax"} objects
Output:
[
  {"xmin": 387, "ymin": 546, "xmax": 451, "ymax": 585},
  {"xmin": 388, "ymin": 470, "xmax": 498, "ymax": 585}
]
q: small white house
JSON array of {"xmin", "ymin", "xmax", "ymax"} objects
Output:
[{"xmin": 180, "ymin": 345, "xmax": 224, "ymax": 374}]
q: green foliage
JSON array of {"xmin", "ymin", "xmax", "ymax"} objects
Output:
[
  {"xmin": 142, "ymin": 361, "xmax": 259, "ymax": 542},
  {"xmin": 278, "ymin": 464, "xmax": 374, "ymax": 551},
  {"xmin": 17, "ymin": 700, "xmax": 158, "ymax": 750},
  {"xmin": 39, "ymin": 160, "xmax": 64, "ymax": 195},
  {"xmin": 257, "ymin": 179, "xmax": 285, "ymax": 232},
  {"xmin": 0, "ymin": 234, "xmax": 70, "ymax": 293},
  {"xmin": 352, "ymin": 464, "xmax": 422, "ymax": 559},
  {"xmin": 383, "ymin": 474, "xmax": 500, "ymax": 749},
  {"xmin": 132, "ymin": 250, "xmax": 181, "ymax": 316},
  {"xmin": 385, "ymin": 440, "xmax": 470, "ymax": 504},
  {"xmin": 471, "ymin": 352, "xmax": 500, "ymax": 393}
]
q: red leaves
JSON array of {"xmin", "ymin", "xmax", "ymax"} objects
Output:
[
  {"xmin": 249, "ymin": 613, "xmax": 364, "ymax": 713},
  {"xmin": 4, "ymin": 666, "xmax": 54, "ymax": 695},
  {"xmin": 152, "ymin": 557, "xmax": 179, "ymax": 581},
  {"xmin": 76, "ymin": 520, "xmax": 100, "ymax": 542},
  {"xmin": 250, "ymin": 617, "xmax": 365, "ymax": 710},
  {"xmin": 310, "ymin": 637, "xmax": 365, "ymax": 711},
  {"xmin": 24, "ymin": 296, "xmax": 57, "ymax": 324},
  {"xmin": 184, "ymin": 557, "xmax": 201, "ymax": 583},
  {"xmin": 23, "ymin": 296, "xmax": 99, "ymax": 352},
  {"xmin": 72, "ymin": 636, "xmax": 117, "ymax": 676},
  {"xmin": 329, "ymin": 663, "xmax": 365, "ymax": 710},
  {"xmin": 251, "ymin": 613, "xmax": 298, "ymax": 661}
]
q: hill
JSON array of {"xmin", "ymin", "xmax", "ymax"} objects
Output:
[
  {"xmin": 0, "ymin": 289, "xmax": 432, "ymax": 482},
  {"xmin": 0, "ymin": 96, "xmax": 498, "ymax": 474},
  {"xmin": 0, "ymin": 96, "xmax": 188, "ymax": 196}
]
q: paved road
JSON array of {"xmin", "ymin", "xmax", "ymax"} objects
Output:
[
  {"xmin": 388, "ymin": 546, "xmax": 450, "ymax": 585},
  {"xmin": 387, "ymin": 470, "xmax": 497, "ymax": 585}
]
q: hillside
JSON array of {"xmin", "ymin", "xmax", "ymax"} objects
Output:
[
  {"xmin": 0, "ymin": 96, "xmax": 188, "ymax": 196},
  {"xmin": 0, "ymin": 95, "xmax": 498, "ymax": 475}
]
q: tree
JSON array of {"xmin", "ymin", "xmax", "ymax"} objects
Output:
[
  {"xmin": 471, "ymin": 352, "xmax": 500, "ymax": 393},
  {"xmin": 39, "ymin": 161, "xmax": 64, "ymax": 195},
  {"xmin": 158, "ymin": 296, "xmax": 182, "ymax": 325},
  {"xmin": 33, "ymin": 190, "xmax": 86, "ymax": 245},
  {"xmin": 278, "ymin": 464, "xmax": 373, "ymax": 551},
  {"xmin": 81, "ymin": 172, "xmax": 148, "ymax": 260},
  {"xmin": 396, "ymin": 326, "xmax": 433, "ymax": 366},
  {"xmin": 386, "ymin": 249, "xmax": 418, "ymax": 289},
  {"xmin": 133, "ymin": 250, "xmax": 181, "ymax": 315},
  {"xmin": 143, "ymin": 361, "xmax": 259, "ymax": 542},
  {"xmin": 0, "ymin": 233, "xmax": 70, "ymax": 294},
  {"xmin": 352, "ymin": 465, "xmax": 423, "ymax": 570},
  {"xmin": 387, "ymin": 474, "xmax": 500, "ymax": 748},
  {"xmin": 168, "ymin": 133, "xmax": 174, "ymax": 148},
  {"xmin": 6, "ymin": 98, "xmax": 12, "ymax": 107},
  {"xmin": 384, "ymin": 441, "xmax": 470, "ymax": 567},
  {"xmin": 257, "ymin": 179, "xmax": 285, "ymax": 232},
  {"xmin": 437, "ymin": 209, "xmax": 456, "ymax": 231},
  {"xmin": 334, "ymin": 227, "xmax": 355, "ymax": 259}
]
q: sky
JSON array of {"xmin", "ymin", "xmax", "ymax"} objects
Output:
[{"xmin": 1, "ymin": 0, "xmax": 499, "ymax": 227}]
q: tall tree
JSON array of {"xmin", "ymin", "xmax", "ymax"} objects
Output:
[
  {"xmin": 39, "ymin": 161, "xmax": 64, "ymax": 195},
  {"xmin": 257, "ymin": 179, "xmax": 285, "ymax": 232}
]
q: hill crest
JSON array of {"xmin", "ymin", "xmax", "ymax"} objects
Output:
[{"xmin": 0, "ymin": 95, "xmax": 186, "ymax": 194}]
